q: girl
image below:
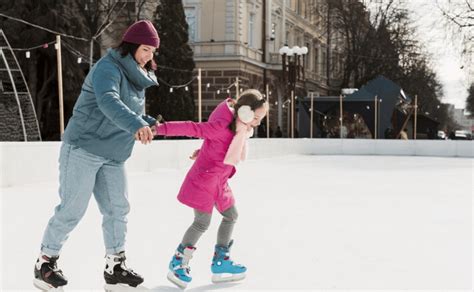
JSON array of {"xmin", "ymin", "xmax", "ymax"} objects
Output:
[
  {"xmin": 34, "ymin": 20, "xmax": 159, "ymax": 290},
  {"xmin": 155, "ymin": 89, "xmax": 267, "ymax": 289}
]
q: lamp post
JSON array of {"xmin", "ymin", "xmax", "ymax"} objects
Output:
[{"xmin": 279, "ymin": 45, "xmax": 307, "ymax": 138}]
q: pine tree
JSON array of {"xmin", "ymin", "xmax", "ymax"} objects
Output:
[
  {"xmin": 147, "ymin": 0, "xmax": 195, "ymax": 121},
  {"xmin": 466, "ymin": 83, "xmax": 474, "ymax": 117},
  {"xmin": 0, "ymin": 0, "xmax": 89, "ymax": 140}
]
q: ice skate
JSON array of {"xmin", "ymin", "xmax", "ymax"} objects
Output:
[
  {"xmin": 104, "ymin": 252, "xmax": 144, "ymax": 289},
  {"xmin": 33, "ymin": 253, "xmax": 67, "ymax": 291},
  {"xmin": 167, "ymin": 244, "xmax": 196, "ymax": 289},
  {"xmin": 211, "ymin": 240, "xmax": 246, "ymax": 283}
]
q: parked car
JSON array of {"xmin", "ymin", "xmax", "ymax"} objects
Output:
[
  {"xmin": 452, "ymin": 130, "xmax": 472, "ymax": 140},
  {"xmin": 437, "ymin": 131, "xmax": 447, "ymax": 140}
]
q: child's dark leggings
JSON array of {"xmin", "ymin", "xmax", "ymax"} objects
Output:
[{"xmin": 181, "ymin": 205, "xmax": 238, "ymax": 247}]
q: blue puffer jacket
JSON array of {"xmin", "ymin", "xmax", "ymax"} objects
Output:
[{"xmin": 63, "ymin": 48, "xmax": 158, "ymax": 162}]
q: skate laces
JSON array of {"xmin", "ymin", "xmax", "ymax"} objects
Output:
[
  {"xmin": 173, "ymin": 254, "xmax": 191, "ymax": 275},
  {"xmin": 47, "ymin": 257, "xmax": 63, "ymax": 274},
  {"xmin": 116, "ymin": 254, "xmax": 139, "ymax": 276}
]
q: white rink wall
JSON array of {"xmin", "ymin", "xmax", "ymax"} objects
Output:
[{"xmin": 1, "ymin": 139, "xmax": 472, "ymax": 187}]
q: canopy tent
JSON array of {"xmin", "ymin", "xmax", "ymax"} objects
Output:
[{"xmin": 297, "ymin": 76, "xmax": 431, "ymax": 139}]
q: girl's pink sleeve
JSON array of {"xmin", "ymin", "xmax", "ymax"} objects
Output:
[{"xmin": 156, "ymin": 121, "xmax": 224, "ymax": 139}]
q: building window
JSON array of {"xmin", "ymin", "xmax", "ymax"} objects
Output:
[
  {"xmin": 248, "ymin": 13, "xmax": 255, "ymax": 48},
  {"xmin": 305, "ymin": 42, "xmax": 310, "ymax": 69},
  {"xmin": 271, "ymin": 22, "xmax": 276, "ymax": 40},
  {"xmin": 185, "ymin": 7, "xmax": 197, "ymax": 42},
  {"xmin": 321, "ymin": 50, "xmax": 327, "ymax": 77},
  {"xmin": 314, "ymin": 47, "xmax": 319, "ymax": 74}
]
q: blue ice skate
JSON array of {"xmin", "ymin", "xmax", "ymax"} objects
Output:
[
  {"xmin": 211, "ymin": 240, "xmax": 247, "ymax": 283},
  {"xmin": 167, "ymin": 244, "xmax": 196, "ymax": 289}
]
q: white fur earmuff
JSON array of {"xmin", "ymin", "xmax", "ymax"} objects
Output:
[{"xmin": 237, "ymin": 105, "xmax": 254, "ymax": 123}]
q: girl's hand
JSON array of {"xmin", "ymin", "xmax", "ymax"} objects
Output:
[
  {"xmin": 189, "ymin": 149, "xmax": 200, "ymax": 160},
  {"xmin": 151, "ymin": 121, "xmax": 161, "ymax": 136}
]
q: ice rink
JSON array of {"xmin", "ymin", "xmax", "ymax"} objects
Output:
[{"xmin": 1, "ymin": 154, "xmax": 472, "ymax": 291}]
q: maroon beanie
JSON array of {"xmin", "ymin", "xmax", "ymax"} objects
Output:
[{"xmin": 122, "ymin": 20, "xmax": 160, "ymax": 48}]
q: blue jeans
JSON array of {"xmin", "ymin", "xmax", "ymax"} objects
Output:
[{"xmin": 41, "ymin": 143, "xmax": 130, "ymax": 256}]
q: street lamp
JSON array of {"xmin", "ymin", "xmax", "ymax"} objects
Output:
[{"xmin": 279, "ymin": 45, "xmax": 308, "ymax": 138}]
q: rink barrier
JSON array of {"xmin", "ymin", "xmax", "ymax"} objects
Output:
[{"xmin": 1, "ymin": 139, "xmax": 472, "ymax": 187}]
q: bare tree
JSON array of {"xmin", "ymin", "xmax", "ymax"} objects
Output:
[{"xmin": 435, "ymin": 0, "xmax": 473, "ymax": 79}]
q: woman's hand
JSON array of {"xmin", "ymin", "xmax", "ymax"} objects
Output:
[{"xmin": 135, "ymin": 126, "xmax": 153, "ymax": 144}]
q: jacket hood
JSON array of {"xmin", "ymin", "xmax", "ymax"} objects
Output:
[
  {"xmin": 108, "ymin": 48, "xmax": 158, "ymax": 90},
  {"xmin": 208, "ymin": 98, "xmax": 235, "ymax": 124}
]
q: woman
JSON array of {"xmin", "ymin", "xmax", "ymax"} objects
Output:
[{"xmin": 33, "ymin": 20, "xmax": 159, "ymax": 290}]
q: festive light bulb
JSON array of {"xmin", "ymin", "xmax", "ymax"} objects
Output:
[
  {"xmin": 206, "ymin": 83, "xmax": 210, "ymax": 88},
  {"xmin": 217, "ymin": 90, "xmax": 220, "ymax": 94},
  {"xmin": 227, "ymin": 89, "xmax": 230, "ymax": 94},
  {"xmin": 170, "ymin": 87, "xmax": 174, "ymax": 93},
  {"xmin": 185, "ymin": 86, "xmax": 189, "ymax": 91},
  {"xmin": 25, "ymin": 51, "xmax": 30, "ymax": 58},
  {"xmin": 77, "ymin": 57, "xmax": 82, "ymax": 64}
]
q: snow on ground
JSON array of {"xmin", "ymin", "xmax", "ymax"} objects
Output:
[{"xmin": 1, "ymin": 155, "xmax": 472, "ymax": 291}]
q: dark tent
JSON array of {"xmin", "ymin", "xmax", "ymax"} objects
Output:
[{"xmin": 297, "ymin": 76, "xmax": 432, "ymax": 139}]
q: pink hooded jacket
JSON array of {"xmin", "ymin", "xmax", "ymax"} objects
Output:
[{"xmin": 156, "ymin": 99, "xmax": 238, "ymax": 213}]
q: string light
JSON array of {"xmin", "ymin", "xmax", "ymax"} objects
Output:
[
  {"xmin": 206, "ymin": 83, "xmax": 210, "ymax": 88},
  {"xmin": 185, "ymin": 86, "xmax": 189, "ymax": 91},
  {"xmin": 25, "ymin": 51, "xmax": 30, "ymax": 58},
  {"xmin": 77, "ymin": 57, "xmax": 82, "ymax": 64},
  {"xmin": 169, "ymin": 87, "xmax": 173, "ymax": 93}
]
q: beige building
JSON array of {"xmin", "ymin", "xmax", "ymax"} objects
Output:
[{"xmin": 183, "ymin": 0, "xmax": 344, "ymax": 136}]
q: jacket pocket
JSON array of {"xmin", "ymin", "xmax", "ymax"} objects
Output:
[
  {"xmin": 83, "ymin": 115, "xmax": 108, "ymax": 137},
  {"xmin": 96, "ymin": 118, "xmax": 110, "ymax": 137}
]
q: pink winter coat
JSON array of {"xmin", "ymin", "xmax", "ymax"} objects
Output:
[{"xmin": 156, "ymin": 99, "xmax": 237, "ymax": 213}]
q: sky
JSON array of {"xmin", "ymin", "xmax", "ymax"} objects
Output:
[{"xmin": 405, "ymin": 0, "xmax": 470, "ymax": 109}]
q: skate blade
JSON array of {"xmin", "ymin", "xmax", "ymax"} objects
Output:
[
  {"xmin": 33, "ymin": 279, "xmax": 64, "ymax": 291},
  {"xmin": 104, "ymin": 283, "xmax": 148, "ymax": 292},
  {"xmin": 166, "ymin": 271, "xmax": 188, "ymax": 289},
  {"xmin": 211, "ymin": 272, "xmax": 246, "ymax": 283}
]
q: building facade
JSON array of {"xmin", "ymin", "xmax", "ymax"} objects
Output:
[{"xmin": 183, "ymin": 0, "xmax": 345, "ymax": 137}]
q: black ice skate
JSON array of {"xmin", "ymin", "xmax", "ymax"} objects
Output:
[
  {"xmin": 33, "ymin": 253, "xmax": 68, "ymax": 291},
  {"xmin": 103, "ymin": 252, "xmax": 144, "ymax": 289}
]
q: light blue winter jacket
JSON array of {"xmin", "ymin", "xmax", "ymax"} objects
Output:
[{"xmin": 63, "ymin": 48, "xmax": 158, "ymax": 162}]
